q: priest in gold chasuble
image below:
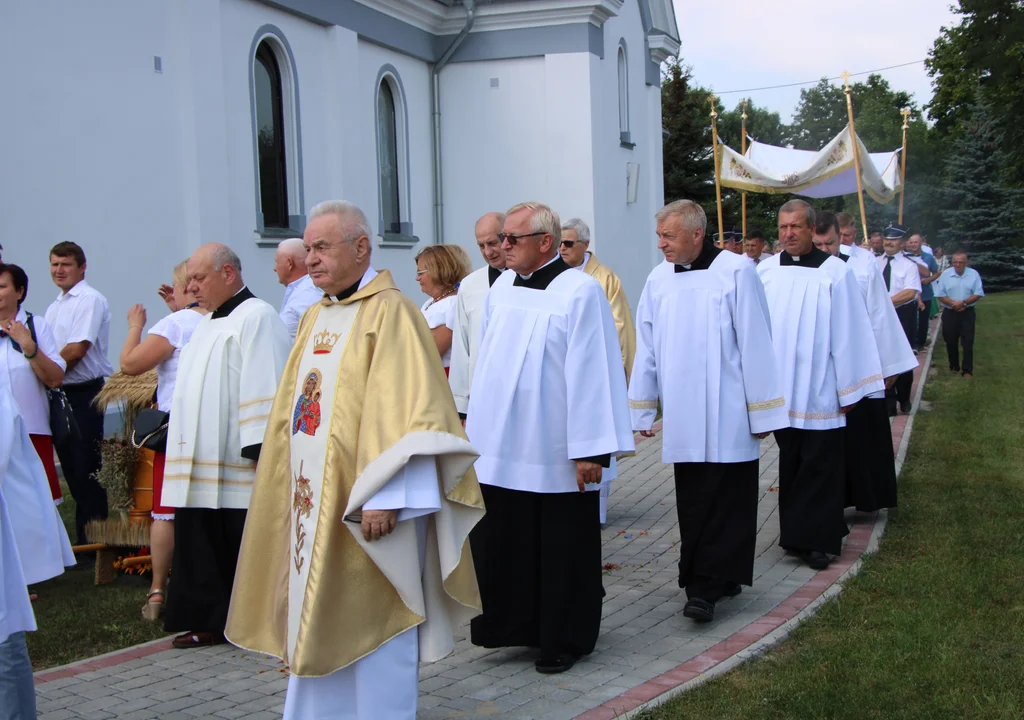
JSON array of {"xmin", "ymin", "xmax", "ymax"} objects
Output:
[
  {"xmin": 559, "ymin": 218, "xmax": 637, "ymax": 525},
  {"xmin": 226, "ymin": 202, "xmax": 484, "ymax": 720}
]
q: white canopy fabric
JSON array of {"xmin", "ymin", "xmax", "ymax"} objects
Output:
[{"xmin": 718, "ymin": 125, "xmax": 903, "ymax": 203}]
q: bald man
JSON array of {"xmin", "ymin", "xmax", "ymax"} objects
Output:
[
  {"xmin": 162, "ymin": 243, "xmax": 291, "ymax": 649},
  {"xmin": 275, "ymin": 238, "xmax": 323, "ymax": 342},
  {"xmin": 449, "ymin": 212, "xmax": 507, "ymax": 417}
]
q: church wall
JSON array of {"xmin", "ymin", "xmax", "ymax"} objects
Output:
[
  {"xmin": 586, "ymin": 0, "xmax": 663, "ymax": 311},
  {"xmin": 0, "ymin": 1, "xmax": 188, "ymax": 370},
  {"xmin": 438, "ymin": 53, "xmax": 597, "ymax": 270}
]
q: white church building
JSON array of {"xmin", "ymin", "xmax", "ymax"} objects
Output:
[{"xmin": 3, "ymin": 0, "xmax": 678, "ymax": 365}]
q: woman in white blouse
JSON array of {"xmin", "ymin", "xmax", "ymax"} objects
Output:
[
  {"xmin": 415, "ymin": 245, "xmax": 470, "ymax": 375},
  {"xmin": 0, "ymin": 263, "xmax": 67, "ymax": 504},
  {"xmin": 120, "ymin": 260, "xmax": 206, "ymax": 620}
]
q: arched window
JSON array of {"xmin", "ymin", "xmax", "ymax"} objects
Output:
[
  {"xmin": 377, "ymin": 79, "xmax": 401, "ymax": 234},
  {"xmin": 617, "ymin": 43, "xmax": 630, "ymax": 144},
  {"xmin": 254, "ymin": 41, "xmax": 289, "ymax": 229}
]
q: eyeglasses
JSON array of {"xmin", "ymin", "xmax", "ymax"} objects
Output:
[{"xmin": 497, "ymin": 231, "xmax": 547, "ymax": 246}]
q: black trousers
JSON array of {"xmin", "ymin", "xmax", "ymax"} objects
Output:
[
  {"xmin": 165, "ymin": 507, "xmax": 248, "ymax": 634},
  {"xmin": 774, "ymin": 427, "xmax": 848, "ymax": 556},
  {"xmin": 942, "ymin": 307, "xmax": 976, "ymax": 373},
  {"xmin": 673, "ymin": 461, "xmax": 758, "ymax": 602},
  {"xmin": 887, "ymin": 303, "xmax": 917, "ymax": 415},
  {"xmin": 915, "ymin": 301, "xmax": 931, "ymax": 349},
  {"xmin": 470, "ymin": 485, "xmax": 603, "ymax": 659},
  {"xmin": 53, "ymin": 378, "xmax": 109, "ymax": 544}
]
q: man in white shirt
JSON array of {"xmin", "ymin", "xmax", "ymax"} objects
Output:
[
  {"xmin": 448, "ymin": 212, "xmax": 505, "ymax": 417},
  {"xmin": 743, "ymin": 229, "xmax": 773, "ymax": 264},
  {"xmin": 877, "ymin": 224, "xmax": 922, "ymax": 414},
  {"xmin": 758, "ymin": 200, "xmax": 883, "ymax": 570},
  {"xmin": 467, "ymin": 201, "xmax": 633, "ymax": 674},
  {"xmin": 162, "ymin": 243, "xmax": 291, "ymax": 648},
  {"xmin": 630, "ymin": 200, "xmax": 786, "ymax": 623},
  {"xmin": 274, "ymin": 238, "xmax": 323, "ymax": 343},
  {"xmin": 44, "ymin": 242, "xmax": 113, "ymax": 547}
]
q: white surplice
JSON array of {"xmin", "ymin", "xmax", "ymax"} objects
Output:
[
  {"xmin": 466, "ymin": 265, "xmax": 634, "ymax": 493},
  {"xmin": 0, "ymin": 388, "xmax": 74, "ymax": 588},
  {"xmin": 0, "ymin": 478, "xmax": 36, "ymax": 644},
  {"xmin": 757, "ymin": 252, "xmax": 884, "ymax": 429},
  {"xmin": 448, "ymin": 265, "xmax": 495, "ymax": 414},
  {"xmin": 843, "ymin": 244, "xmax": 918, "ymax": 398},
  {"xmin": 163, "ymin": 296, "xmax": 291, "ymax": 509},
  {"xmin": 283, "ymin": 268, "xmax": 442, "ymax": 720},
  {"xmin": 630, "ymin": 253, "xmax": 787, "ymax": 463}
]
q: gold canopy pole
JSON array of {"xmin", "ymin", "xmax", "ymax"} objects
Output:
[
  {"xmin": 898, "ymin": 106, "xmax": 911, "ymax": 224},
  {"xmin": 741, "ymin": 100, "xmax": 748, "ymax": 237},
  {"xmin": 709, "ymin": 96, "xmax": 725, "ymax": 246},
  {"xmin": 842, "ymin": 71, "xmax": 869, "ymax": 244}
]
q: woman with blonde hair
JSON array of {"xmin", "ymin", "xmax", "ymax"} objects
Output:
[
  {"xmin": 119, "ymin": 259, "xmax": 207, "ymax": 620},
  {"xmin": 415, "ymin": 245, "xmax": 470, "ymax": 375}
]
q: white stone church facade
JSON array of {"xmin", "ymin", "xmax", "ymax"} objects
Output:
[{"xmin": 2, "ymin": 0, "xmax": 678, "ymax": 364}]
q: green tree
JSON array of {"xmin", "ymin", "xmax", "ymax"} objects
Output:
[
  {"xmin": 661, "ymin": 58, "xmax": 716, "ymax": 209},
  {"xmin": 939, "ymin": 99, "xmax": 1024, "ymax": 291},
  {"xmin": 926, "ymin": 0, "xmax": 1024, "ymax": 182}
]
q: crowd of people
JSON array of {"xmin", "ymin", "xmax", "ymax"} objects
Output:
[{"xmin": 0, "ymin": 197, "xmax": 985, "ymax": 718}]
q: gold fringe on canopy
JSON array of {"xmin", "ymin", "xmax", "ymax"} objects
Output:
[{"xmin": 93, "ymin": 371, "xmax": 158, "ymax": 414}]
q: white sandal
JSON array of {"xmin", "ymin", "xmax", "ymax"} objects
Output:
[{"xmin": 142, "ymin": 589, "xmax": 165, "ymax": 621}]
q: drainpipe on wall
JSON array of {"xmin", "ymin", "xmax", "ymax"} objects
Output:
[{"xmin": 430, "ymin": 0, "xmax": 476, "ymax": 245}]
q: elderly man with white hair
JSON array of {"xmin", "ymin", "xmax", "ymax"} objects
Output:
[
  {"xmin": 468, "ymin": 201, "xmax": 633, "ymax": 674},
  {"xmin": 558, "ymin": 217, "xmax": 636, "ymax": 524},
  {"xmin": 274, "ymin": 237, "xmax": 323, "ymax": 342},
  {"xmin": 161, "ymin": 243, "xmax": 291, "ymax": 649},
  {"xmin": 227, "ymin": 200, "xmax": 484, "ymax": 720}
]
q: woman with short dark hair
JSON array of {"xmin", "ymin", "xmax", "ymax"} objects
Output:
[{"xmin": 0, "ymin": 263, "xmax": 66, "ymax": 503}]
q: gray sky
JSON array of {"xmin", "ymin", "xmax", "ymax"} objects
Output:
[{"xmin": 672, "ymin": 0, "xmax": 959, "ymax": 122}]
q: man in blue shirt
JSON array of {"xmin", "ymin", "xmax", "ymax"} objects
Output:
[
  {"xmin": 906, "ymin": 234, "xmax": 940, "ymax": 351},
  {"xmin": 934, "ymin": 251, "xmax": 984, "ymax": 377}
]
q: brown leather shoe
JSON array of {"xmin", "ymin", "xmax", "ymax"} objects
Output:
[{"xmin": 172, "ymin": 631, "xmax": 226, "ymax": 649}]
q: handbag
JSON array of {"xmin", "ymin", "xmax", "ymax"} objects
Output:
[
  {"xmin": 24, "ymin": 313, "xmax": 81, "ymax": 448},
  {"xmin": 131, "ymin": 408, "xmax": 169, "ymax": 453}
]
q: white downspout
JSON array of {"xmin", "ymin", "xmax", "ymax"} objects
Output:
[{"xmin": 431, "ymin": 0, "xmax": 477, "ymax": 244}]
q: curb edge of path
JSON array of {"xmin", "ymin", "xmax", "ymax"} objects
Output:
[{"xmin": 575, "ymin": 320, "xmax": 940, "ymax": 720}]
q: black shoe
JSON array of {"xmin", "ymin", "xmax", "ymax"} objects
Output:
[
  {"xmin": 682, "ymin": 598, "xmax": 715, "ymax": 623},
  {"xmin": 535, "ymin": 653, "xmax": 576, "ymax": 674},
  {"xmin": 900, "ymin": 402, "xmax": 912, "ymax": 414},
  {"xmin": 800, "ymin": 550, "xmax": 831, "ymax": 570},
  {"xmin": 722, "ymin": 582, "xmax": 743, "ymax": 598}
]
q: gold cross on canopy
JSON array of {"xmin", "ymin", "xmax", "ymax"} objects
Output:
[{"xmin": 901, "ymin": 106, "xmax": 912, "ymax": 129}]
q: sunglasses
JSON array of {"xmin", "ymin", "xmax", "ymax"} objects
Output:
[
  {"xmin": 497, "ymin": 231, "xmax": 547, "ymax": 246},
  {"xmin": 560, "ymin": 240, "xmax": 584, "ymax": 248}
]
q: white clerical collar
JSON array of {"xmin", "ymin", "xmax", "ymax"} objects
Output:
[
  {"xmin": 518, "ymin": 255, "xmax": 559, "ymax": 281},
  {"xmin": 580, "ymin": 252, "xmax": 592, "ymax": 271},
  {"xmin": 358, "ymin": 266, "xmax": 378, "ymax": 290}
]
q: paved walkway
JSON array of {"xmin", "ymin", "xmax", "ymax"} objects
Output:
[{"xmin": 34, "ymin": 332, "xmax": 936, "ymax": 720}]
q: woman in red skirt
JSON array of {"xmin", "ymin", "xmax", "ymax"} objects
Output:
[
  {"xmin": 0, "ymin": 264, "xmax": 66, "ymax": 504},
  {"xmin": 120, "ymin": 261, "xmax": 206, "ymax": 620}
]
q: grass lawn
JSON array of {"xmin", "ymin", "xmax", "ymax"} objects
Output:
[
  {"xmin": 639, "ymin": 291, "xmax": 1024, "ymax": 720},
  {"xmin": 26, "ymin": 487, "xmax": 168, "ymax": 670}
]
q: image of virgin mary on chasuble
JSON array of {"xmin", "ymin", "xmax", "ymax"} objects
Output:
[
  {"xmin": 292, "ymin": 370, "xmax": 323, "ymax": 436},
  {"xmin": 225, "ymin": 269, "xmax": 486, "ymax": 678}
]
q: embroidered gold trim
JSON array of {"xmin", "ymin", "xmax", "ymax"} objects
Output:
[
  {"xmin": 788, "ymin": 409, "xmax": 842, "ymax": 420},
  {"xmin": 238, "ymin": 396, "xmax": 275, "ymax": 410},
  {"xmin": 293, "ymin": 461, "xmax": 313, "ymax": 574},
  {"xmin": 163, "ymin": 458, "xmax": 254, "ymax": 470},
  {"xmin": 629, "ymin": 399, "xmax": 658, "ymax": 410},
  {"xmin": 838, "ymin": 373, "xmax": 884, "ymax": 397},
  {"xmin": 161, "ymin": 474, "xmax": 254, "ymax": 486},
  {"xmin": 239, "ymin": 413, "xmax": 270, "ymax": 427},
  {"xmin": 748, "ymin": 397, "xmax": 785, "ymax": 412}
]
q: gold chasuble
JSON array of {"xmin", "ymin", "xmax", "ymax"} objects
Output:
[
  {"xmin": 584, "ymin": 254, "xmax": 636, "ymax": 381},
  {"xmin": 226, "ymin": 270, "xmax": 484, "ymax": 677}
]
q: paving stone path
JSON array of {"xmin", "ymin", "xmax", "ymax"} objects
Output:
[{"xmin": 34, "ymin": 331, "xmax": 936, "ymax": 720}]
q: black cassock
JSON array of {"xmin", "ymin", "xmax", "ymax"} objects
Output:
[
  {"xmin": 843, "ymin": 398, "xmax": 897, "ymax": 512},
  {"xmin": 469, "ymin": 258, "xmax": 607, "ymax": 660}
]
